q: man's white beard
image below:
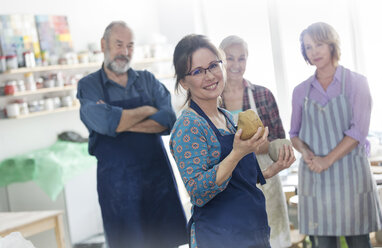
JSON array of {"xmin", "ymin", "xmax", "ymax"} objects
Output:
[{"xmin": 105, "ymin": 53, "xmax": 130, "ymax": 75}]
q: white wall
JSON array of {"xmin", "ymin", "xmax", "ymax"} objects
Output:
[
  {"xmin": 0, "ymin": 2, "xmax": 197, "ymax": 247},
  {"xmin": 0, "ymin": 0, "xmax": 162, "ymax": 51},
  {"xmin": 0, "ymin": 0, "xmax": 197, "ymax": 208},
  {"xmin": 2, "ymin": 0, "xmax": 381, "ymax": 246}
]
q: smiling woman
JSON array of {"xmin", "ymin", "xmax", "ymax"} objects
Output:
[
  {"xmin": 169, "ymin": 34, "xmax": 295, "ymax": 248},
  {"xmin": 179, "ymin": 49, "xmax": 225, "ymax": 108}
]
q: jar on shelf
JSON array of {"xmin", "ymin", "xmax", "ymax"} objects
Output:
[
  {"xmin": 41, "ymin": 50, "xmax": 50, "ymax": 66},
  {"xmin": 92, "ymin": 51, "xmax": 103, "ymax": 63},
  {"xmin": 43, "ymin": 78, "xmax": 55, "ymax": 88},
  {"xmin": 24, "ymin": 72, "xmax": 36, "ymax": 91},
  {"xmin": 23, "ymin": 51, "xmax": 36, "ymax": 68},
  {"xmin": 38, "ymin": 99, "xmax": 45, "ymax": 111},
  {"xmin": 0, "ymin": 56, "xmax": 6, "ymax": 72},
  {"xmin": 6, "ymin": 55, "xmax": 18, "ymax": 70},
  {"xmin": 28, "ymin": 100, "xmax": 39, "ymax": 113},
  {"xmin": 78, "ymin": 52, "xmax": 90, "ymax": 64},
  {"xmin": 19, "ymin": 102, "xmax": 29, "ymax": 115},
  {"xmin": 44, "ymin": 98, "xmax": 54, "ymax": 111},
  {"xmin": 16, "ymin": 80, "xmax": 26, "ymax": 92},
  {"xmin": 61, "ymin": 95, "xmax": 73, "ymax": 107},
  {"xmin": 36, "ymin": 77, "xmax": 44, "ymax": 89},
  {"xmin": 5, "ymin": 103, "xmax": 20, "ymax": 118},
  {"xmin": 55, "ymin": 72, "xmax": 64, "ymax": 87},
  {"xmin": 53, "ymin": 97, "xmax": 61, "ymax": 109},
  {"xmin": 4, "ymin": 81, "xmax": 17, "ymax": 95}
]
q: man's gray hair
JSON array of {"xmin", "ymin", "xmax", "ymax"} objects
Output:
[
  {"xmin": 219, "ymin": 35, "xmax": 248, "ymax": 55},
  {"xmin": 102, "ymin": 21, "xmax": 130, "ymax": 42}
]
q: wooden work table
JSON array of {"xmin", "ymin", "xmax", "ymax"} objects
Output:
[{"xmin": 0, "ymin": 210, "xmax": 65, "ymax": 248}]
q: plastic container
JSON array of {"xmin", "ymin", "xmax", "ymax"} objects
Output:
[
  {"xmin": 24, "ymin": 72, "xmax": 36, "ymax": 91},
  {"xmin": 4, "ymin": 81, "xmax": 17, "ymax": 95},
  {"xmin": 28, "ymin": 100, "xmax": 39, "ymax": 113},
  {"xmin": 61, "ymin": 96, "xmax": 73, "ymax": 107},
  {"xmin": 16, "ymin": 80, "xmax": 26, "ymax": 92},
  {"xmin": 44, "ymin": 98, "xmax": 54, "ymax": 111},
  {"xmin": 6, "ymin": 103, "xmax": 20, "ymax": 118},
  {"xmin": 6, "ymin": 55, "xmax": 18, "ymax": 70},
  {"xmin": 24, "ymin": 51, "xmax": 36, "ymax": 68},
  {"xmin": 19, "ymin": 102, "xmax": 29, "ymax": 115}
]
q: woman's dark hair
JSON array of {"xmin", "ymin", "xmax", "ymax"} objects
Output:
[{"xmin": 173, "ymin": 34, "xmax": 222, "ymax": 104}]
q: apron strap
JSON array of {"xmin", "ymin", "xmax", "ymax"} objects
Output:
[
  {"xmin": 247, "ymin": 85, "xmax": 259, "ymax": 115},
  {"xmin": 99, "ymin": 68, "xmax": 150, "ymax": 106},
  {"xmin": 189, "ymin": 100, "xmax": 235, "ymax": 138},
  {"xmin": 99, "ymin": 68, "xmax": 111, "ymax": 104},
  {"xmin": 341, "ymin": 66, "xmax": 346, "ymax": 94}
]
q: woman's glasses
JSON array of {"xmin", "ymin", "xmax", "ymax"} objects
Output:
[{"xmin": 185, "ymin": 60, "xmax": 223, "ymax": 78}]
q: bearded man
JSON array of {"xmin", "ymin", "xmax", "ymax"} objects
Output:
[{"xmin": 77, "ymin": 21, "xmax": 187, "ymax": 248}]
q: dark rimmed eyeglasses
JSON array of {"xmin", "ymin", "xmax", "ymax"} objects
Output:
[{"xmin": 185, "ymin": 60, "xmax": 223, "ymax": 77}]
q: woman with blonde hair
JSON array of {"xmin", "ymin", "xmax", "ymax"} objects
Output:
[
  {"xmin": 290, "ymin": 22, "xmax": 382, "ymax": 247},
  {"xmin": 219, "ymin": 35, "xmax": 292, "ymax": 248}
]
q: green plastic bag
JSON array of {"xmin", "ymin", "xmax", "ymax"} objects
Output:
[{"xmin": 0, "ymin": 141, "xmax": 96, "ymax": 201}]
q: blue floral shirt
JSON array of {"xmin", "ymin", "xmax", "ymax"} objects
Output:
[{"xmin": 169, "ymin": 108, "xmax": 236, "ymax": 247}]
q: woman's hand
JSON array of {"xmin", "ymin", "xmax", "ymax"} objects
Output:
[
  {"xmin": 308, "ymin": 156, "xmax": 331, "ymax": 173},
  {"xmin": 216, "ymin": 127, "xmax": 268, "ymax": 186},
  {"xmin": 302, "ymin": 149, "xmax": 314, "ymax": 165},
  {"xmin": 254, "ymin": 138, "xmax": 270, "ymax": 155},
  {"xmin": 232, "ymin": 127, "xmax": 269, "ymax": 159},
  {"xmin": 262, "ymin": 144, "xmax": 296, "ymax": 179}
]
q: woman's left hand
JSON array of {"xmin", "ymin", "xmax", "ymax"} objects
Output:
[
  {"xmin": 308, "ymin": 156, "xmax": 331, "ymax": 173},
  {"xmin": 263, "ymin": 144, "xmax": 295, "ymax": 179},
  {"xmin": 274, "ymin": 144, "xmax": 296, "ymax": 173}
]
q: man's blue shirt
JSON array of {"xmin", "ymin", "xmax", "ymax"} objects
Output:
[{"xmin": 77, "ymin": 67, "xmax": 176, "ymax": 154}]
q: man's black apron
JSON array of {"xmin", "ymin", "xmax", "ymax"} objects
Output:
[
  {"xmin": 93, "ymin": 77, "xmax": 187, "ymax": 248},
  {"xmin": 188, "ymin": 100, "xmax": 270, "ymax": 248}
]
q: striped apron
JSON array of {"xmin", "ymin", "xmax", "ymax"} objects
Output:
[
  {"xmin": 298, "ymin": 67, "xmax": 382, "ymax": 236},
  {"xmin": 247, "ymin": 87, "xmax": 291, "ymax": 247}
]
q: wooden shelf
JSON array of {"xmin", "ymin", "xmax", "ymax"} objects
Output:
[
  {"xmin": 1, "ymin": 63, "xmax": 101, "ymax": 75},
  {"xmin": 0, "ymin": 57, "xmax": 171, "ymax": 75},
  {"xmin": 2, "ymin": 85, "xmax": 77, "ymax": 98},
  {"xmin": 0, "ymin": 57, "xmax": 172, "ymax": 121},
  {"xmin": 1, "ymin": 105, "xmax": 79, "ymax": 121}
]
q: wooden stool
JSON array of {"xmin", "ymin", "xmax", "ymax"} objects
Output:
[
  {"xmin": 290, "ymin": 228, "xmax": 307, "ymax": 248},
  {"xmin": 283, "ymin": 185, "xmax": 296, "ymax": 204},
  {"xmin": 289, "ymin": 195, "xmax": 299, "ymax": 207},
  {"xmin": 0, "ymin": 210, "xmax": 65, "ymax": 248}
]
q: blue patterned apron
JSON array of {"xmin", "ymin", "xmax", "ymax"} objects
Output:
[
  {"xmin": 298, "ymin": 67, "xmax": 382, "ymax": 236},
  {"xmin": 189, "ymin": 99, "xmax": 270, "ymax": 248},
  {"xmin": 93, "ymin": 75, "xmax": 188, "ymax": 248}
]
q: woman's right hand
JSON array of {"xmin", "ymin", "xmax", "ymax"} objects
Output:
[{"xmin": 232, "ymin": 127, "xmax": 269, "ymax": 159}]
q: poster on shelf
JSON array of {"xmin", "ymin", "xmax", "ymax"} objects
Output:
[
  {"xmin": 35, "ymin": 15, "xmax": 74, "ymax": 62},
  {"xmin": 0, "ymin": 14, "xmax": 41, "ymax": 65}
]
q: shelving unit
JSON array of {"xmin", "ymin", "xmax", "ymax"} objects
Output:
[
  {"xmin": 1, "ymin": 57, "xmax": 171, "ymax": 75},
  {"xmin": 6, "ymin": 105, "xmax": 80, "ymax": 120},
  {"xmin": 0, "ymin": 57, "xmax": 173, "ymax": 121},
  {"xmin": 2, "ymin": 85, "xmax": 77, "ymax": 98},
  {"xmin": 1, "ymin": 63, "xmax": 101, "ymax": 75}
]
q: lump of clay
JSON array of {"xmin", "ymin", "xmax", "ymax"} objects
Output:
[
  {"xmin": 269, "ymin": 138, "xmax": 292, "ymax": 162},
  {"xmin": 237, "ymin": 109, "xmax": 264, "ymax": 140}
]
